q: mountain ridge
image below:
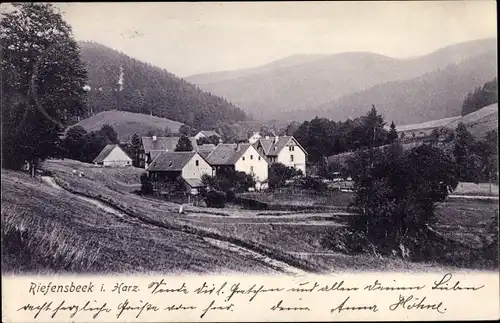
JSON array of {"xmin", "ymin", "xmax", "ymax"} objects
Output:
[{"xmin": 185, "ymin": 38, "xmax": 497, "ymax": 121}]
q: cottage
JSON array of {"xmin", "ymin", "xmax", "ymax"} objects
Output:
[
  {"xmin": 253, "ymin": 136, "xmax": 307, "ymax": 175},
  {"xmin": 139, "ymin": 136, "xmax": 199, "ymax": 169},
  {"xmin": 93, "ymin": 144, "xmax": 132, "ymax": 167},
  {"xmin": 194, "ymin": 130, "xmax": 222, "ymax": 143},
  {"xmin": 146, "ymin": 151, "xmax": 213, "ymax": 195},
  {"xmin": 205, "ymin": 143, "xmax": 269, "ymax": 189}
]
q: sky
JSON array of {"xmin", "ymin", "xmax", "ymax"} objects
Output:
[{"xmin": 54, "ymin": 1, "xmax": 497, "ymax": 77}]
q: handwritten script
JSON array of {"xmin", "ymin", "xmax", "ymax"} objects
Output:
[{"xmin": 5, "ymin": 272, "xmax": 496, "ymax": 321}]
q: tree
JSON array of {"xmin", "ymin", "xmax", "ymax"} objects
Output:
[
  {"xmin": 162, "ymin": 126, "xmax": 173, "ymax": 137},
  {"xmin": 175, "ymin": 135, "xmax": 193, "ymax": 152},
  {"xmin": 130, "ymin": 133, "xmax": 142, "ymax": 167},
  {"xmin": 63, "ymin": 126, "xmax": 88, "ymax": 161},
  {"xmin": 129, "ymin": 89, "xmax": 144, "ymax": 113},
  {"xmin": 1, "ymin": 3, "xmax": 88, "ymax": 173},
  {"xmin": 81, "ymin": 131, "xmax": 108, "ymax": 163},
  {"xmin": 386, "ymin": 121, "xmax": 398, "ymax": 144},
  {"xmin": 140, "ymin": 172, "xmax": 153, "ymax": 194},
  {"xmin": 360, "ymin": 105, "xmax": 387, "ymax": 148},
  {"xmin": 179, "ymin": 124, "xmax": 195, "ymax": 137},
  {"xmin": 268, "ymin": 163, "xmax": 302, "ymax": 190},
  {"xmin": 453, "ymin": 122, "xmax": 481, "ymax": 182},
  {"xmin": 100, "ymin": 124, "xmax": 119, "ymax": 144},
  {"xmin": 462, "ymin": 78, "xmax": 498, "ymax": 115},
  {"xmin": 348, "ymin": 143, "xmax": 459, "ymax": 257}
]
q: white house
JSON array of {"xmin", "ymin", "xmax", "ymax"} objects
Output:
[
  {"xmin": 93, "ymin": 144, "xmax": 132, "ymax": 167},
  {"xmin": 205, "ymin": 143, "xmax": 269, "ymax": 189},
  {"xmin": 253, "ymin": 136, "xmax": 307, "ymax": 175},
  {"xmin": 248, "ymin": 132, "xmax": 262, "ymax": 144},
  {"xmin": 194, "ymin": 130, "xmax": 222, "ymax": 142},
  {"xmin": 146, "ymin": 151, "xmax": 213, "ymax": 194}
]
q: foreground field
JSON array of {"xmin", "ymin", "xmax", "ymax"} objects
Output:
[
  {"xmin": 1, "ymin": 170, "xmax": 279, "ymax": 274},
  {"xmin": 2, "ymin": 159, "xmax": 498, "ymax": 273}
]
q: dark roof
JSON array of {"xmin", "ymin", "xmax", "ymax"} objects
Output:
[
  {"xmin": 205, "ymin": 143, "xmax": 248, "ymax": 165},
  {"xmin": 149, "ymin": 150, "xmax": 165, "ymax": 161},
  {"xmin": 199, "ymin": 130, "xmax": 221, "ymax": 138},
  {"xmin": 198, "ymin": 144, "xmax": 217, "ymax": 159},
  {"xmin": 183, "ymin": 178, "xmax": 204, "ymax": 188},
  {"xmin": 254, "ymin": 136, "xmax": 307, "ymax": 156},
  {"xmin": 141, "ymin": 136, "xmax": 198, "ymax": 153},
  {"xmin": 93, "ymin": 144, "xmax": 125, "ymax": 163},
  {"xmin": 147, "ymin": 151, "xmax": 196, "ymax": 171}
]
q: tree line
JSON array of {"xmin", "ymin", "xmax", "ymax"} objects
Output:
[
  {"xmin": 462, "ymin": 78, "xmax": 498, "ymax": 116},
  {"xmin": 293, "ymin": 106, "xmax": 398, "ymax": 163},
  {"xmin": 79, "ymin": 41, "xmax": 248, "ymax": 130}
]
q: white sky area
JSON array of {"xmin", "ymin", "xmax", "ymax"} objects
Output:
[{"xmin": 40, "ymin": 2, "xmax": 499, "ymax": 77}]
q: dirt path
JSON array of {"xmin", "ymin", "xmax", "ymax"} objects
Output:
[
  {"xmin": 41, "ymin": 176, "xmax": 308, "ymax": 275},
  {"xmin": 448, "ymin": 194, "xmax": 499, "ymax": 200},
  {"xmin": 203, "ymin": 238, "xmax": 307, "ymax": 275}
]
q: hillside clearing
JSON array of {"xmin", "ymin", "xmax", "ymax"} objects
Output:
[{"xmin": 71, "ymin": 110, "xmax": 184, "ymax": 141}]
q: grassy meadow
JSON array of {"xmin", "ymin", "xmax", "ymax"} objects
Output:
[{"xmin": 2, "ymin": 158, "xmax": 498, "ymax": 274}]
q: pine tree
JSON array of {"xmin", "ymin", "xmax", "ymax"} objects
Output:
[
  {"xmin": 386, "ymin": 121, "xmax": 398, "ymax": 144},
  {"xmin": 1, "ymin": 3, "xmax": 88, "ymax": 173},
  {"xmin": 100, "ymin": 124, "xmax": 119, "ymax": 144},
  {"xmin": 175, "ymin": 135, "xmax": 193, "ymax": 152},
  {"xmin": 131, "ymin": 133, "xmax": 142, "ymax": 166}
]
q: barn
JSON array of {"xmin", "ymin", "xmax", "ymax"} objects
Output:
[{"xmin": 93, "ymin": 144, "xmax": 132, "ymax": 167}]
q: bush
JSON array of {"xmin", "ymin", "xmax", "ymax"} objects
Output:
[
  {"xmin": 205, "ymin": 190, "xmax": 226, "ymax": 208},
  {"xmin": 300, "ymin": 176, "xmax": 327, "ymax": 193}
]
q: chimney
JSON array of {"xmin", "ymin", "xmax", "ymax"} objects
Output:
[
  {"xmin": 274, "ymin": 135, "xmax": 279, "ymax": 143},
  {"xmin": 152, "ymin": 135, "xmax": 157, "ymax": 141},
  {"xmin": 235, "ymin": 143, "xmax": 240, "ymax": 151}
]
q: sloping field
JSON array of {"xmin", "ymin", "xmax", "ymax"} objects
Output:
[
  {"xmin": 72, "ymin": 110, "xmax": 184, "ymax": 141},
  {"xmin": 1, "ymin": 169, "xmax": 276, "ymax": 274},
  {"xmin": 392, "ymin": 103, "xmax": 498, "ymax": 137},
  {"xmin": 36, "ymin": 159, "xmax": 497, "ymax": 272},
  {"xmin": 395, "ymin": 116, "xmax": 461, "ymax": 132}
]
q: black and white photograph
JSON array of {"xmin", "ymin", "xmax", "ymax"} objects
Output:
[{"xmin": 1, "ymin": 0, "xmax": 498, "ymax": 285}]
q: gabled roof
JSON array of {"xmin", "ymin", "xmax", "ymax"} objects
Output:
[
  {"xmin": 141, "ymin": 136, "xmax": 198, "ymax": 153},
  {"xmin": 93, "ymin": 144, "xmax": 129, "ymax": 163},
  {"xmin": 205, "ymin": 143, "xmax": 251, "ymax": 165},
  {"xmin": 147, "ymin": 151, "xmax": 197, "ymax": 172},
  {"xmin": 197, "ymin": 144, "xmax": 217, "ymax": 159},
  {"xmin": 198, "ymin": 130, "xmax": 221, "ymax": 138},
  {"xmin": 206, "ymin": 143, "xmax": 268, "ymax": 166},
  {"xmin": 253, "ymin": 136, "xmax": 307, "ymax": 157}
]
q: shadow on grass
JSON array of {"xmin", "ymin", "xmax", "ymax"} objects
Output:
[{"xmin": 2, "ymin": 205, "xmax": 101, "ymax": 274}]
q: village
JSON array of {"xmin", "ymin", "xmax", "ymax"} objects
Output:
[
  {"xmin": 1, "ymin": 3, "xmax": 498, "ymax": 280},
  {"xmin": 92, "ymin": 129, "xmax": 311, "ymax": 202}
]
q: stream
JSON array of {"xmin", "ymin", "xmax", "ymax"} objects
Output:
[{"xmin": 40, "ymin": 176, "xmax": 308, "ymax": 275}]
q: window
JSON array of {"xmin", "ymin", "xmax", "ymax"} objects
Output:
[
  {"xmin": 195, "ymin": 160, "xmax": 199, "ymax": 166},
  {"xmin": 242, "ymin": 157, "xmax": 245, "ymax": 161},
  {"xmin": 289, "ymin": 146, "xmax": 295, "ymax": 151},
  {"xmin": 250, "ymin": 166, "xmax": 254, "ymax": 173},
  {"xmin": 250, "ymin": 155, "xmax": 253, "ymax": 160},
  {"xmin": 290, "ymin": 155, "xmax": 294, "ymax": 162},
  {"xmin": 258, "ymin": 156, "xmax": 261, "ymax": 160}
]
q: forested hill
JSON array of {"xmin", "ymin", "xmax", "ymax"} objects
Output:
[{"xmin": 78, "ymin": 41, "xmax": 247, "ymax": 130}]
